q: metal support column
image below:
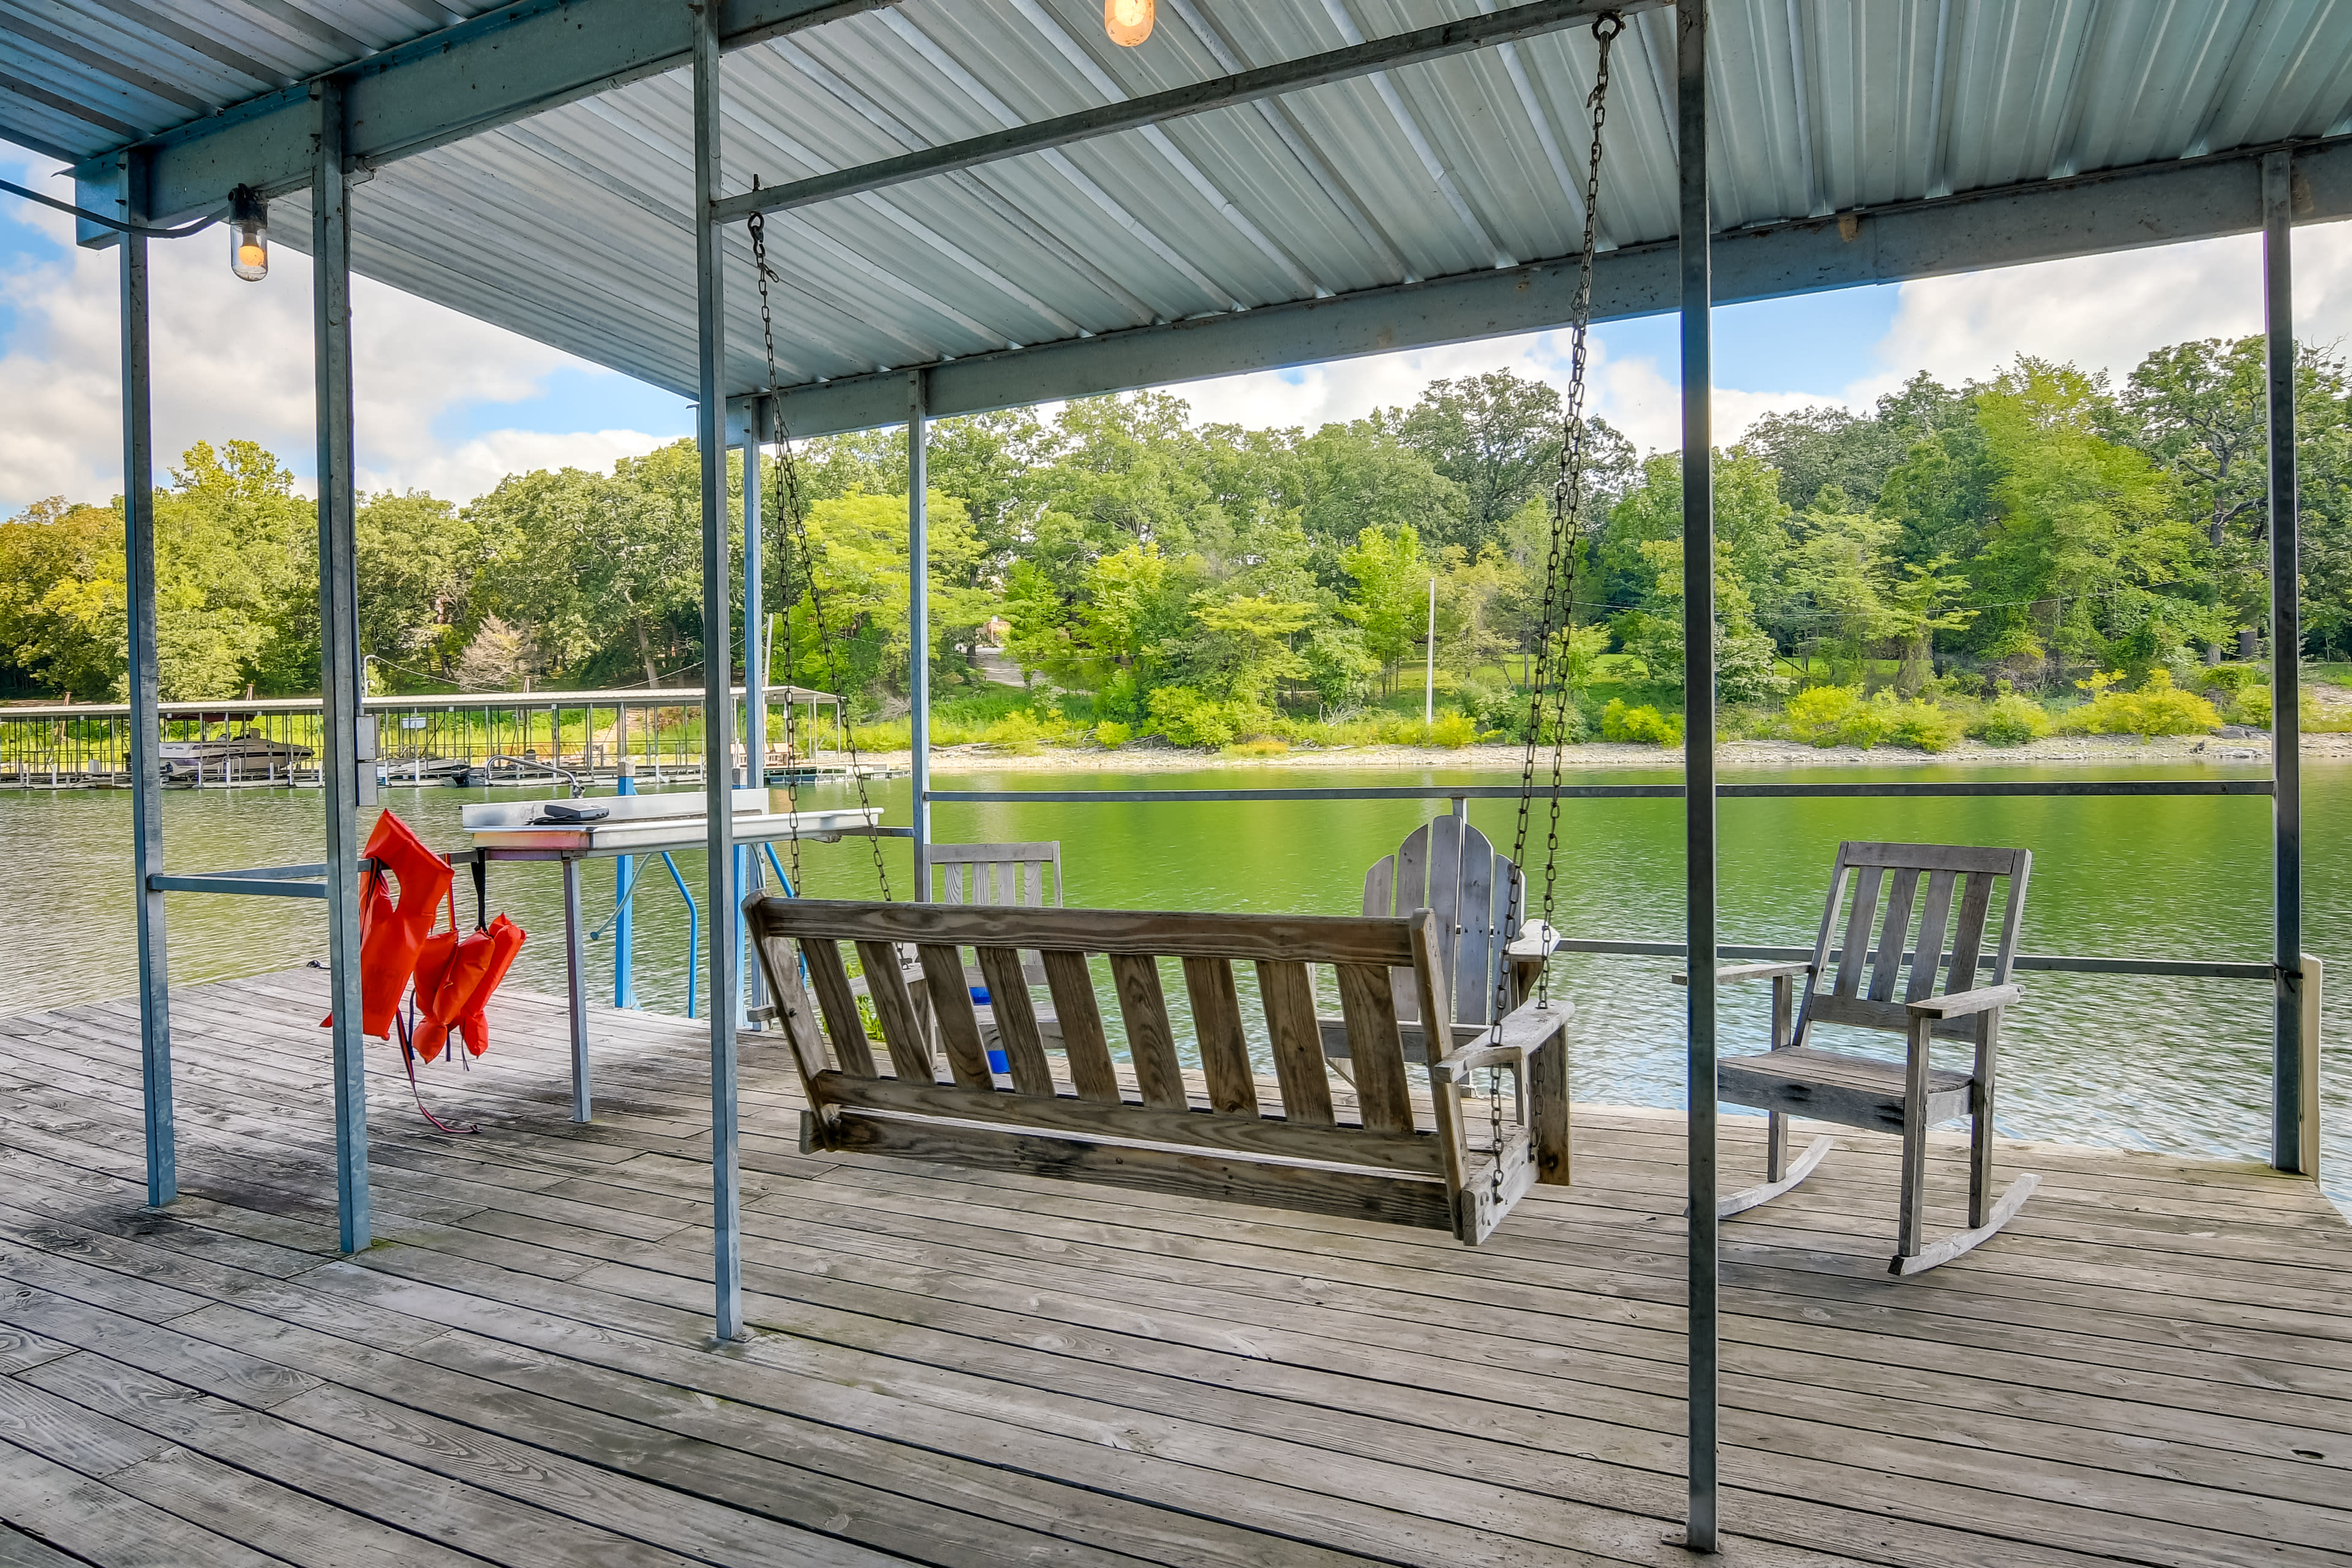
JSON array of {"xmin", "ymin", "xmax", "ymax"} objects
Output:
[
  {"xmin": 692, "ymin": 0, "xmax": 743, "ymax": 1341},
  {"xmin": 2266, "ymin": 151, "xmax": 2306, "ymax": 1174},
  {"xmin": 1677, "ymin": 0, "xmax": 1720, "ymax": 1551},
  {"xmin": 741, "ymin": 401, "xmax": 767, "ymax": 1026},
  {"xmin": 908, "ymin": 369, "xmax": 933, "ymax": 902},
  {"xmin": 314, "ymin": 74, "xmax": 369, "ymax": 1254},
  {"xmin": 564, "ymin": 855, "xmax": 590, "ymax": 1120},
  {"xmin": 120, "ymin": 148, "xmax": 173, "ymax": 1208}
]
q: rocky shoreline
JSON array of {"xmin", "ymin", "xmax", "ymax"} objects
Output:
[{"xmin": 851, "ymin": 729, "xmax": 2351, "ymax": 775}]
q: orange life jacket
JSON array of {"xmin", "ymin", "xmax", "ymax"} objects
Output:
[
  {"xmin": 325, "ymin": 810, "xmax": 453, "ymax": 1039},
  {"xmin": 407, "ymin": 890, "xmax": 526, "ymax": 1063},
  {"xmin": 453, "ymin": 914, "xmax": 526, "ymax": 1058}
]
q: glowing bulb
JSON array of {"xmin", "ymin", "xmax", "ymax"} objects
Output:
[
  {"xmin": 228, "ymin": 187, "xmax": 268, "ymax": 282},
  {"xmin": 1105, "ymin": 0, "xmax": 1153, "ymax": 47}
]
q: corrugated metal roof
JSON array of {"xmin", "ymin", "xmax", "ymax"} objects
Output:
[
  {"xmin": 0, "ymin": 0, "xmax": 500, "ymax": 164},
  {"xmin": 8, "ymin": 1, "xmax": 2352, "ymax": 406}
]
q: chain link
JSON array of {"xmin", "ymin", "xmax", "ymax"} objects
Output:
[
  {"xmin": 750, "ymin": 201, "xmax": 893, "ymax": 901},
  {"xmin": 1495, "ymin": 12, "xmax": 1619, "ymax": 1192},
  {"xmin": 1507, "ymin": 9, "xmax": 1619, "ymax": 1014}
]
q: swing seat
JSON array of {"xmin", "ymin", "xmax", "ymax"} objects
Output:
[{"xmin": 748, "ymin": 897, "xmax": 1571, "ymax": 1243}]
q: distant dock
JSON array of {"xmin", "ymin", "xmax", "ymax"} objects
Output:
[{"xmin": 0, "ymin": 684, "xmax": 892, "ymax": 792}]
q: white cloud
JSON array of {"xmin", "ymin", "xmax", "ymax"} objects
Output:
[
  {"xmin": 0, "ymin": 153, "xmax": 657, "ymax": 514},
  {"xmin": 1174, "ymin": 325, "xmax": 1729, "ymax": 453},
  {"xmin": 1870, "ymin": 221, "xmax": 2352, "ymax": 393},
  {"xmin": 1167, "ymin": 221, "xmax": 2352, "ymax": 455},
  {"xmin": 390, "ymin": 428, "xmax": 673, "ymax": 503}
]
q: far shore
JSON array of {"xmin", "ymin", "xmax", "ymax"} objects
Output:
[{"xmin": 845, "ymin": 730, "xmax": 2350, "ymax": 775}]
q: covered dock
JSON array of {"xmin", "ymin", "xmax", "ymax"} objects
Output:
[
  {"xmin": 4, "ymin": 0, "xmax": 2348, "ymax": 1556},
  {"xmin": 0, "ymin": 970, "xmax": 2344, "ymax": 1568}
]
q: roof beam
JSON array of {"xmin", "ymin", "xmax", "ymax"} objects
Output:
[
  {"xmin": 71, "ymin": 0, "xmax": 892, "ymax": 236},
  {"xmin": 710, "ymin": 0, "xmax": 1668, "ymax": 225},
  {"xmin": 739, "ymin": 136, "xmax": 2352, "ymax": 440}
]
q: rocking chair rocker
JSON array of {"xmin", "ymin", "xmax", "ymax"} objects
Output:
[{"xmin": 1701, "ymin": 840, "xmax": 2038, "ymax": 1275}]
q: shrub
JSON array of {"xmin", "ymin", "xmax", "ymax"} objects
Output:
[
  {"xmin": 2200, "ymin": 662, "xmax": 2263, "ymax": 695},
  {"xmin": 1881, "ymin": 695, "xmax": 1964, "ymax": 753},
  {"xmin": 1783, "ymin": 685, "xmax": 1863, "ymax": 747},
  {"xmin": 2061, "ymin": 669, "xmax": 2222, "ymax": 737},
  {"xmin": 1223, "ymin": 737, "xmax": 1289, "ymax": 758},
  {"xmin": 1422, "ymin": 712, "xmax": 1479, "ymax": 748},
  {"xmin": 2231, "ymin": 684, "xmax": 2333, "ymax": 729},
  {"xmin": 1601, "ymin": 699, "xmax": 1683, "ymax": 745},
  {"xmin": 1145, "ymin": 686, "xmax": 1237, "ymax": 748},
  {"xmin": 1969, "ymin": 691, "xmax": 2053, "ymax": 746},
  {"xmin": 1092, "ymin": 720, "xmax": 1133, "ymax": 748},
  {"xmin": 979, "ymin": 710, "xmax": 1046, "ymax": 755}
]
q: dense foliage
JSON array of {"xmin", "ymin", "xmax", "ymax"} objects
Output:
[{"xmin": 6, "ymin": 342, "xmax": 2348, "ymax": 752}]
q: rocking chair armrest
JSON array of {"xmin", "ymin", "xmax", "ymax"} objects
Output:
[
  {"xmin": 1670, "ymin": 961, "xmax": 1812, "ymax": 986},
  {"xmin": 1906, "ymin": 982, "xmax": 2021, "ymax": 1019}
]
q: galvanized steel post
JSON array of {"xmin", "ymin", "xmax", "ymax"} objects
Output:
[
  {"xmin": 737, "ymin": 400, "xmax": 766, "ymax": 1029},
  {"xmin": 1678, "ymin": 0, "xmax": 1721, "ymax": 1550},
  {"xmin": 2265, "ymin": 151, "xmax": 2305, "ymax": 1174},
  {"xmin": 119, "ymin": 148, "xmax": 173, "ymax": 1208},
  {"xmin": 313, "ymin": 74, "xmax": 369, "ymax": 1254},
  {"xmin": 693, "ymin": 0, "xmax": 744, "ymax": 1341},
  {"xmin": 909, "ymin": 369, "xmax": 932, "ymax": 902}
]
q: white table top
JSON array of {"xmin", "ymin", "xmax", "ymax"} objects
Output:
[{"xmin": 462, "ymin": 790, "xmax": 882, "ymax": 856}]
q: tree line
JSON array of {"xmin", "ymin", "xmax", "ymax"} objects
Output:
[{"xmin": 4, "ymin": 338, "xmax": 2348, "ymax": 748}]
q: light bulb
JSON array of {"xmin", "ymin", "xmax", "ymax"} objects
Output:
[
  {"xmin": 228, "ymin": 187, "xmax": 268, "ymax": 282},
  {"xmin": 1105, "ymin": 0, "xmax": 1153, "ymax": 47}
]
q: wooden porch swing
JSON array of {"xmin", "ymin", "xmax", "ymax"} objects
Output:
[{"xmin": 742, "ymin": 13, "xmax": 1631, "ymax": 1244}]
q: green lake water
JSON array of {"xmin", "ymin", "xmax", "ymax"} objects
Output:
[{"xmin": 4, "ymin": 760, "xmax": 2345, "ymax": 1210}]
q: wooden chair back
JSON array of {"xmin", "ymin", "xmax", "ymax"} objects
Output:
[
  {"xmin": 747, "ymin": 896, "xmax": 1537, "ymax": 1235},
  {"xmin": 929, "ymin": 840, "xmax": 1063, "ymax": 908},
  {"xmin": 1363, "ymin": 815, "xmax": 1524, "ymax": 1027},
  {"xmin": 1793, "ymin": 841, "xmax": 2032, "ymax": 1048}
]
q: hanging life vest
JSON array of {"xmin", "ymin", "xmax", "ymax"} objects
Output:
[
  {"xmin": 453, "ymin": 913, "xmax": 526, "ymax": 1058},
  {"xmin": 324, "ymin": 810, "xmax": 453, "ymax": 1038},
  {"xmin": 407, "ymin": 884, "xmax": 526, "ymax": 1062}
]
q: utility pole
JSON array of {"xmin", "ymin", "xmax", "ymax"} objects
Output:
[{"xmin": 1425, "ymin": 577, "xmax": 1437, "ymax": 727}]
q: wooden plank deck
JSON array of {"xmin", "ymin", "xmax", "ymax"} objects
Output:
[{"xmin": 0, "ymin": 969, "xmax": 2346, "ymax": 1567}]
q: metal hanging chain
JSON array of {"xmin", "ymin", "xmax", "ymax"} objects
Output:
[
  {"xmin": 749, "ymin": 203, "xmax": 894, "ymax": 901},
  {"xmin": 1506, "ymin": 10, "xmax": 1621, "ymax": 1029}
]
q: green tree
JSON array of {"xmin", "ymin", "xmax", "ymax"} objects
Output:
[
  {"xmin": 1971, "ymin": 358, "xmax": 2193, "ymax": 674},
  {"xmin": 1396, "ymin": 371, "xmax": 1574, "ymax": 552}
]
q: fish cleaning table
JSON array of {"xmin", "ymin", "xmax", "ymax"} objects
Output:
[{"xmin": 461, "ymin": 788, "xmax": 883, "ymax": 1120}]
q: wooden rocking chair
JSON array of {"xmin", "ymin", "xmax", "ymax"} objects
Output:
[{"xmin": 1705, "ymin": 840, "xmax": 2037, "ymax": 1275}]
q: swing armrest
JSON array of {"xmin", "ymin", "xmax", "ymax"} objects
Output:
[{"xmin": 1427, "ymin": 996, "xmax": 1571, "ymax": 1082}]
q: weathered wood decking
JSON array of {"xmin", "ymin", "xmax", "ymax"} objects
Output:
[{"xmin": 0, "ymin": 969, "xmax": 2346, "ymax": 1567}]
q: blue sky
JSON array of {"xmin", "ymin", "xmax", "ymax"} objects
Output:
[{"xmin": 6, "ymin": 130, "xmax": 2349, "ymax": 514}]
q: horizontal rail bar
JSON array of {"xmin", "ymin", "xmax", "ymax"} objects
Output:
[
  {"xmin": 927, "ymin": 780, "xmax": 2273, "ymax": 804},
  {"xmin": 712, "ymin": 0, "xmax": 1660, "ymax": 224},
  {"xmin": 148, "ymin": 873, "xmax": 327, "ymax": 899},
  {"xmin": 1561, "ymin": 938, "xmax": 2275, "ymax": 982}
]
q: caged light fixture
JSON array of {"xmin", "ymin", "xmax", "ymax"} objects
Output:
[
  {"xmin": 1104, "ymin": 0, "xmax": 1153, "ymax": 47},
  {"xmin": 228, "ymin": 186, "xmax": 268, "ymax": 281}
]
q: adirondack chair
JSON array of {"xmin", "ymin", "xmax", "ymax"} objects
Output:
[
  {"xmin": 747, "ymin": 897, "xmax": 1573, "ymax": 1243},
  {"xmin": 1703, "ymin": 840, "xmax": 2037, "ymax": 1276},
  {"xmin": 1344, "ymin": 814, "xmax": 1545, "ymax": 1062},
  {"xmin": 924, "ymin": 840, "xmax": 1064, "ymax": 1058},
  {"xmin": 929, "ymin": 840, "xmax": 1063, "ymax": 908}
]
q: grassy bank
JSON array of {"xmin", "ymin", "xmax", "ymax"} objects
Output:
[{"xmin": 843, "ymin": 661, "xmax": 2352, "ymax": 764}]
